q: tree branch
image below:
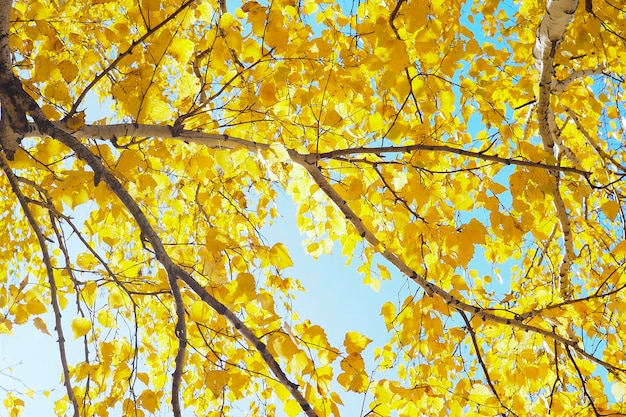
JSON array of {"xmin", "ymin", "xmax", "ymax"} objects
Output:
[
  {"xmin": 0, "ymin": 0, "xmax": 10, "ymax": 67},
  {"xmin": 0, "ymin": 0, "xmax": 30, "ymax": 161},
  {"xmin": 290, "ymin": 152, "xmax": 567, "ymax": 338},
  {"xmin": 26, "ymin": 122, "xmax": 591, "ymax": 177},
  {"xmin": 551, "ymin": 66, "xmax": 606, "ymax": 94},
  {"xmin": 534, "ymin": 0, "xmax": 580, "ymax": 300},
  {"xmin": 532, "ymin": 0, "xmax": 579, "ymax": 73},
  {"xmin": 0, "ymin": 154, "xmax": 81, "ymax": 417},
  {"xmin": 566, "ymin": 107, "xmax": 626, "ymax": 172}
]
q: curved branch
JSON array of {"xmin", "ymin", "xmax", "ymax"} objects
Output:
[
  {"xmin": 168, "ymin": 266, "xmax": 186, "ymax": 417},
  {"xmin": 565, "ymin": 345, "xmax": 600, "ymax": 415},
  {"xmin": 566, "ymin": 107, "xmax": 626, "ymax": 172},
  {"xmin": 172, "ymin": 269, "xmax": 317, "ymax": 415},
  {"xmin": 0, "ymin": 154, "xmax": 81, "ymax": 417},
  {"xmin": 314, "ymin": 144, "xmax": 588, "ymax": 176},
  {"xmin": 532, "ymin": 0, "xmax": 579, "ymax": 74}
]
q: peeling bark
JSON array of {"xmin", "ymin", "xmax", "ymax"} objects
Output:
[
  {"xmin": 534, "ymin": 0, "xmax": 580, "ymax": 300},
  {"xmin": 533, "ymin": 0, "xmax": 580, "ymax": 72}
]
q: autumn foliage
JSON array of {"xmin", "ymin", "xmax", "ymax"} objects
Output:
[{"xmin": 1, "ymin": 0, "xmax": 626, "ymax": 415}]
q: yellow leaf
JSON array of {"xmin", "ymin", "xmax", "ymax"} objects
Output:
[
  {"xmin": 0, "ymin": 317, "xmax": 12, "ymax": 334},
  {"xmin": 612, "ymin": 381, "xmax": 626, "ymax": 401},
  {"xmin": 259, "ymin": 83, "xmax": 278, "ymax": 106},
  {"xmin": 169, "ymin": 38, "xmax": 195, "ymax": 64},
  {"xmin": 468, "ymin": 383, "xmax": 492, "ymax": 404},
  {"xmin": 65, "ymin": 110, "xmax": 86, "ymax": 131},
  {"xmin": 71, "ymin": 317, "xmax": 92, "ymax": 339},
  {"xmin": 289, "ymin": 351, "xmax": 313, "ymax": 375},
  {"xmin": 26, "ymin": 297, "xmax": 47, "ymax": 314},
  {"xmin": 141, "ymin": 0, "xmax": 160, "ymax": 11},
  {"xmin": 283, "ymin": 399, "xmax": 301, "ymax": 417},
  {"xmin": 108, "ymin": 288, "xmax": 125, "ymax": 308},
  {"xmin": 337, "ymin": 353, "xmax": 368, "ymax": 392},
  {"xmin": 97, "ymin": 310, "xmax": 117, "ymax": 329},
  {"xmin": 232, "ymin": 272, "xmax": 256, "ymax": 303},
  {"xmin": 195, "ymin": 3, "xmax": 213, "ymax": 20},
  {"xmin": 33, "ymin": 317, "xmax": 51, "ymax": 336},
  {"xmin": 265, "ymin": 13, "xmax": 288, "ymax": 51},
  {"xmin": 451, "ymin": 274, "xmax": 469, "ymax": 292},
  {"xmin": 82, "ymin": 280, "xmax": 98, "ymax": 307},
  {"xmin": 380, "ymin": 302, "xmax": 396, "ymax": 331},
  {"xmin": 137, "ymin": 372, "xmax": 150, "ymax": 385},
  {"xmin": 205, "ymin": 370, "xmax": 229, "ymax": 397},
  {"xmin": 439, "ymin": 90, "xmax": 455, "ymax": 116},
  {"xmin": 215, "ymin": 149, "xmax": 233, "ymax": 172},
  {"xmin": 177, "ymin": 72, "xmax": 200, "ymax": 100},
  {"xmin": 612, "ymin": 240, "xmax": 626, "ymax": 259},
  {"xmin": 269, "ymin": 243, "xmax": 294, "ymax": 268},
  {"xmin": 189, "ymin": 300, "xmax": 211, "ymax": 322},
  {"xmin": 368, "ymin": 112, "xmax": 384, "ymax": 131},
  {"xmin": 58, "ymin": 60, "xmax": 78, "ymax": 83},
  {"xmin": 145, "ymin": 97, "xmax": 171, "ymax": 122},
  {"xmin": 601, "ymin": 200, "xmax": 620, "ymax": 221},
  {"xmin": 323, "ymin": 108, "xmax": 342, "ymax": 127},
  {"xmin": 344, "ymin": 331, "xmax": 372, "ymax": 354},
  {"xmin": 268, "ymin": 332, "xmax": 298, "ymax": 358},
  {"xmin": 302, "ymin": 0, "xmax": 318, "ymax": 14},
  {"xmin": 220, "ymin": 13, "xmax": 240, "ymax": 30},
  {"xmin": 298, "ymin": 323, "xmax": 325, "ymax": 343},
  {"xmin": 138, "ymin": 389, "xmax": 159, "ymax": 413}
]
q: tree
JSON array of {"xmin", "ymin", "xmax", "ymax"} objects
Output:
[{"xmin": 0, "ymin": 0, "xmax": 625, "ymax": 414}]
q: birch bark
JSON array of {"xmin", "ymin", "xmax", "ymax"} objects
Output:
[{"xmin": 533, "ymin": 0, "xmax": 580, "ymax": 300}]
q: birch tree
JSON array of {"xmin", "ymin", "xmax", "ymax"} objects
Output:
[{"xmin": 1, "ymin": 0, "xmax": 626, "ymax": 415}]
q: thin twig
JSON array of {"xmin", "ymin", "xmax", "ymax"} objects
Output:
[
  {"xmin": 459, "ymin": 310, "xmax": 518, "ymax": 416},
  {"xmin": 565, "ymin": 345, "xmax": 600, "ymax": 416}
]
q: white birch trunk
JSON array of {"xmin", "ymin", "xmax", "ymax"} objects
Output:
[
  {"xmin": 534, "ymin": 0, "xmax": 579, "ymax": 300},
  {"xmin": 533, "ymin": 0, "xmax": 580, "ymax": 72}
]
